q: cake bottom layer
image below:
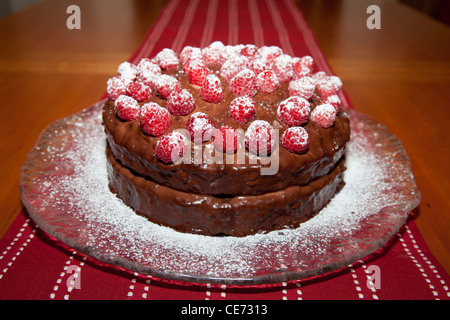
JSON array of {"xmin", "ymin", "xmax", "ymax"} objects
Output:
[{"xmin": 106, "ymin": 146, "xmax": 346, "ymax": 237}]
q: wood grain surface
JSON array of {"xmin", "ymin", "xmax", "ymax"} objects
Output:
[{"xmin": 0, "ymin": 0, "xmax": 449, "ymax": 275}]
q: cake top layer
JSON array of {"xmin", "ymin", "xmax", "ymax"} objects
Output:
[
  {"xmin": 102, "ymin": 43, "xmax": 350, "ymax": 197},
  {"xmin": 105, "ymin": 42, "xmax": 347, "ymax": 165}
]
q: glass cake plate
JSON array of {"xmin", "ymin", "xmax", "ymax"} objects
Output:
[{"xmin": 20, "ymin": 100, "xmax": 420, "ymax": 285}]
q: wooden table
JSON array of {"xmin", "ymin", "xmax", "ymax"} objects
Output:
[{"xmin": 1, "ymin": 0, "xmax": 449, "ymax": 275}]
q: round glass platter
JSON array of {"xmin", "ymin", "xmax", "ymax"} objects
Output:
[{"xmin": 20, "ymin": 100, "xmax": 420, "ymax": 285}]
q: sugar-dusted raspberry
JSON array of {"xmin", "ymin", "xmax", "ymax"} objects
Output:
[
  {"xmin": 220, "ymin": 58, "xmax": 245, "ymax": 82},
  {"xmin": 154, "ymin": 48, "xmax": 179, "ymax": 70},
  {"xmin": 188, "ymin": 61, "xmax": 210, "ymax": 86},
  {"xmin": 136, "ymin": 58, "xmax": 161, "ymax": 75},
  {"xmin": 167, "ymin": 89, "xmax": 195, "ymax": 116},
  {"xmin": 315, "ymin": 77, "xmax": 340, "ymax": 99},
  {"xmin": 181, "ymin": 47, "xmax": 203, "ymax": 65},
  {"xmin": 106, "ymin": 76, "xmax": 129, "ymax": 100},
  {"xmin": 137, "ymin": 69, "xmax": 159, "ymax": 88},
  {"xmin": 126, "ymin": 81, "xmax": 152, "ymax": 102},
  {"xmin": 288, "ymin": 76, "xmax": 315, "ymax": 100},
  {"xmin": 245, "ymin": 120, "xmax": 276, "ymax": 156},
  {"xmin": 155, "ymin": 131, "xmax": 188, "ymax": 164},
  {"xmin": 186, "ymin": 112, "xmax": 216, "ymax": 143},
  {"xmin": 229, "ymin": 68, "xmax": 257, "ymax": 97},
  {"xmin": 301, "ymin": 55, "xmax": 314, "ymax": 69},
  {"xmin": 324, "ymin": 94, "xmax": 341, "ymax": 113},
  {"xmin": 139, "ymin": 102, "xmax": 172, "ymax": 136},
  {"xmin": 155, "ymin": 74, "xmax": 181, "ymax": 99},
  {"xmin": 282, "ymin": 127, "xmax": 309, "ymax": 154},
  {"xmin": 213, "ymin": 125, "xmax": 238, "ymax": 154},
  {"xmin": 229, "ymin": 96, "xmax": 256, "ymax": 124},
  {"xmin": 257, "ymin": 46, "xmax": 283, "ymax": 63},
  {"xmin": 240, "ymin": 44, "xmax": 258, "ymax": 59},
  {"xmin": 277, "ymin": 96, "xmax": 311, "ymax": 127},
  {"xmin": 202, "ymin": 46, "xmax": 222, "ymax": 66},
  {"xmin": 292, "ymin": 57, "xmax": 313, "ymax": 79},
  {"xmin": 310, "ymin": 104, "xmax": 337, "ymax": 128},
  {"xmin": 117, "ymin": 61, "xmax": 138, "ymax": 81},
  {"xmin": 114, "ymin": 95, "xmax": 140, "ymax": 121},
  {"xmin": 311, "ymin": 71, "xmax": 327, "ymax": 82},
  {"xmin": 328, "ymin": 75, "xmax": 343, "ymax": 90},
  {"xmin": 272, "ymin": 54, "xmax": 294, "ymax": 82},
  {"xmin": 200, "ymin": 74, "xmax": 224, "ymax": 103},
  {"xmin": 249, "ymin": 58, "xmax": 272, "ymax": 75},
  {"xmin": 256, "ymin": 70, "xmax": 280, "ymax": 93},
  {"xmin": 180, "ymin": 46, "xmax": 195, "ymax": 64}
]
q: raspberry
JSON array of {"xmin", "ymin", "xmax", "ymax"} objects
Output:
[
  {"xmin": 272, "ymin": 54, "xmax": 294, "ymax": 82},
  {"xmin": 139, "ymin": 102, "xmax": 172, "ymax": 136},
  {"xmin": 312, "ymin": 71, "xmax": 327, "ymax": 82},
  {"xmin": 155, "ymin": 131, "xmax": 188, "ymax": 164},
  {"xmin": 137, "ymin": 70, "xmax": 159, "ymax": 88},
  {"xmin": 154, "ymin": 48, "xmax": 179, "ymax": 70},
  {"xmin": 188, "ymin": 61, "xmax": 210, "ymax": 86},
  {"xmin": 302, "ymin": 55, "xmax": 314, "ymax": 68},
  {"xmin": 229, "ymin": 96, "xmax": 256, "ymax": 124},
  {"xmin": 310, "ymin": 104, "xmax": 337, "ymax": 128},
  {"xmin": 106, "ymin": 76, "xmax": 129, "ymax": 100},
  {"xmin": 256, "ymin": 70, "xmax": 280, "ymax": 93},
  {"xmin": 249, "ymin": 58, "xmax": 272, "ymax": 75},
  {"xmin": 257, "ymin": 46, "xmax": 283, "ymax": 63},
  {"xmin": 328, "ymin": 75, "xmax": 343, "ymax": 90},
  {"xmin": 282, "ymin": 127, "xmax": 309, "ymax": 154},
  {"xmin": 292, "ymin": 58, "xmax": 312, "ymax": 78},
  {"xmin": 186, "ymin": 112, "xmax": 216, "ymax": 143},
  {"xmin": 136, "ymin": 58, "xmax": 161, "ymax": 75},
  {"xmin": 155, "ymin": 75, "xmax": 181, "ymax": 99},
  {"xmin": 315, "ymin": 78, "xmax": 340, "ymax": 99},
  {"xmin": 277, "ymin": 96, "xmax": 311, "ymax": 127},
  {"xmin": 202, "ymin": 46, "xmax": 222, "ymax": 66},
  {"xmin": 200, "ymin": 74, "xmax": 224, "ymax": 103},
  {"xmin": 324, "ymin": 94, "xmax": 341, "ymax": 113},
  {"xmin": 126, "ymin": 81, "xmax": 152, "ymax": 102},
  {"xmin": 180, "ymin": 46, "xmax": 195, "ymax": 64},
  {"xmin": 229, "ymin": 68, "xmax": 257, "ymax": 97},
  {"xmin": 288, "ymin": 76, "xmax": 315, "ymax": 100},
  {"xmin": 213, "ymin": 125, "xmax": 238, "ymax": 154},
  {"xmin": 240, "ymin": 44, "xmax": 258, "ymax": 59},
  {"xmin": 114, "ymin": 95, "xmax": 140, "ymax": 121},
  {"xmin": 245, "ymin": 120, "xmax": 276, "ymax": 156},
  {"xmin": 167, "ymin": 89, "xmax": 195, "ymax": 116},
  {"xmin": 117, "ymin": 61, "xmax": 138, "ymax": 81},
  {"xmin": 181, "ymin": 47, "xmax": 202, "ymax": 65},
  {"xmin": 220, "ymin": 59, "xmax": 244, "ymax": 82}
]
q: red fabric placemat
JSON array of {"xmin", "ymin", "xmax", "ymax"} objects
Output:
[{"xmin": 2, "ymin": 0, "xmax": 449, "ymax": 300}]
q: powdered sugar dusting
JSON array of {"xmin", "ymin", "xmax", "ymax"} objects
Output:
[{"xmin": 20, "ymin": 102, "xmax": 420, "ymax": 284}]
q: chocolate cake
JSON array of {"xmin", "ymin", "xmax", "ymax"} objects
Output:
[{"xmin": 102, "ymin": 42, "xmax": 351, "ymax": 237}]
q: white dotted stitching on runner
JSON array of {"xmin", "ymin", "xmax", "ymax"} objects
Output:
[
  {"xmin": 0, "ymin": 227, "xmax": 34, "ymax": 281},
  {"xmin": 295, "ymin": 281, "xmax": 303, "ymax": 300},
  {"xmin": 205, "ymin": 283, "xmax": 212, "ymax": 300},
  {"xmin": 220, "ymin": 284, "xmax": 227, "ymax": 298},
  {"xmin": 404, "ymin": 225, "xmax": 449, "ymax": 298},
  {"xmin": 142, "ymin": 278, "xmax": 151, "ymax": 299},
  {"xmin": 397, "ymin": 232, "xmax": 438, "ymax": 299},
  {"xmin": 50, "ymin": 250, "xmax": 79, "ymax": 300},
  {"xmin": 0, "ymin": 219, "xmax": 30, "ymax": 262},
  {"xmin": 362, "ymin": 264, "xmax": 379, "ymax": 300},
  {"xmin": 349, "ymin": 264, "xmax": 364, "ymax": 299},
  {"xmin": 127, "ymin": 273, "xmax": 139, "ymax": 298},
  {"xmin": 281, "ymin": 281, "xmax": 288, "ymax": 300}
]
